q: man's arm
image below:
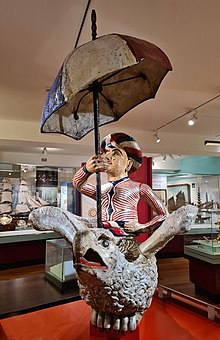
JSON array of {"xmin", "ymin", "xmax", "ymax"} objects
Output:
[
  {"xmin": 73, "ymin": 166, "xmax": 96, "ymax": 199},
  {"xmin": 73, "ymin": 154, "xmax": 111, "ymax": 199},
  {"xmin": 124, "ymin": 183, "xmax": 168, "ymax": 234}
]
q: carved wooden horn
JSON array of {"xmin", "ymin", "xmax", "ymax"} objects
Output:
[
  {"xmin": 29, "ymin": 206, "xmax": 92, "ymax": 244},
  {"xmin": 139, "ymin": 205, "xmax": 197, "ymax": 256}
]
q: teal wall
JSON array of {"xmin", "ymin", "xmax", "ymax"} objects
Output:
[{"xmin": 180, "ymin": 156, "xmax": 220, "ymax": 175}]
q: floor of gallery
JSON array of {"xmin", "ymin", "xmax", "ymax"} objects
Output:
[
  {"xmin": 1, "ymin": 296, "xmax": 220, "ymax": 340},
  {"xmin": 0, "ymin": 258, "xmax": 220, "ymax": 322},
  {"xmin": 0, "ymin": 264, "xmax": 80, "ymax": 319}
]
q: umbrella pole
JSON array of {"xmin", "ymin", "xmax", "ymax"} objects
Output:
[
  {"xmin": 92, "ymin": 79, "xmax": 102, "ymax": 229},
  {"xmin": 91, "ymin": 9, "xmax": 102, "ymax": 228}
]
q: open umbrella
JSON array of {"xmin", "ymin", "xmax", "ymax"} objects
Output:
[{"xmin": 40, "ymin": 10, "xmax": 172, "ymax": 227}]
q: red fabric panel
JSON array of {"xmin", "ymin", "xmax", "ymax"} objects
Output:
[
  {"xmin": 129, "ymin": 156, "xmax": 152, "ymax": 242},
  {"xmin": 119, "ymin": 34, "xmax": 172, "ymax": 69}
]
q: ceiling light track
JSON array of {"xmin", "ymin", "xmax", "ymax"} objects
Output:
[{"xmin": 152, "ymin": 93, "xmax": 220, "ymax": 142}]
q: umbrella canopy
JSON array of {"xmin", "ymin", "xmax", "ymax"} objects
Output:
[{"xmin": 41, "ymin": 33, "xmax": 172, "ymax": 140}]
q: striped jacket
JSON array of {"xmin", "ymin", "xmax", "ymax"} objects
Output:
[{"xmin": 73, "ymin": 167, "xmax": 167, "ymax": 235}]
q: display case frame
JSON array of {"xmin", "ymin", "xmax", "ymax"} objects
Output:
[{"xmin": 45, "ymin": 238, "xmax": 77, "ymax": 291}]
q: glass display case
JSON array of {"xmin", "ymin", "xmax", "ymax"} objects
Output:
[
  {"xmin": 184, "ymin": 210, "xmax": 220, "ymax": 257},
  {"xmin": 184, "ymin": 210, "xmax": 220, "ymax": 303},
  {"xmin": 45, "ymin": 238, "xmax": 77, "ymax": 290},
  {"xmin": 0, "ymin": 163, "xmax": 78, "ymax": 232}
]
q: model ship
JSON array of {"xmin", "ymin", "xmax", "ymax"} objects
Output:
[
  {"xmin": 195, "ymin": 187, "xmax": 211, "ymax": 224},
  {"xmin": 12, "ymin": 179, "xmax": 49, "ymax": 216},
  {"xmin": 0, "ymin": 177, "xmax": 49, "ymax": 220},
  {"xmin": 0, "ymin": 177, "xmax": 13, "ymax": 214}
]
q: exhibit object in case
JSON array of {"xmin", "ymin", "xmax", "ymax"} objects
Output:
[
  {"xmin": 185, "ymin": 210, "xmax": 220, "ymax": 256},
  {"xmin": 184, "ymin": 210, "xmax": 220, "ymax": 302},
  {"xmin": 45, "ymin": 238, "xmax": 77, "ymax": 290}
]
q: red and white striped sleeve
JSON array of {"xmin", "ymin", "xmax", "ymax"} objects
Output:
[
  {"xmin": 139, "ymin": 183, "xmax": 168, "ymax": 230},
  {"xmin": 72, "ymin": 167, "xmax": 96, "ymax": 200}
]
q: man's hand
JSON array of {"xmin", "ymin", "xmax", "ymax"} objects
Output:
[
  {"xmin": 124, "ymin": 221, "xmax": 153, "ymax": 234},
  {"xmin": 124, "ymin": 220, "xmax": 142, "ymax": 233},
  {"xmin": 85, "ymin": 154, "xmax": 111, "ymax": 173}
]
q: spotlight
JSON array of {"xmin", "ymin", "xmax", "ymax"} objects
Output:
[
  {"xmin": 204, "ymin": 140, "xmax": 220, "ymax": 146},
  {"xmin": 153, "ymin": 131, "xmax": 161, "ymax": 143},
  {"xmin": 41, "ymin": 147, "xmax": 48, "ymax": 163},
  {"xmin": 188, "ymin": 111, "xmax": 198, "ymax": 126},
  {"xmin": 42, "ymin": 147, "xmax": 48, "ymax": 155}
]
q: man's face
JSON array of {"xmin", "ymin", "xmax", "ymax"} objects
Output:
[{"xmin": 104, "ymin": 147, "xmax": 132, "ymax": 176}]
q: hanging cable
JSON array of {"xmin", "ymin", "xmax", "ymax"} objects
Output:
[{"xmin": 74, "ymin": 0, "xmax": 92, "ymax": 49}]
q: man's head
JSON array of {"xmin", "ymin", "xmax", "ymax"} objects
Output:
[
  {"xmin": 103, "ymin": 147, "xmax": 133, "ymax": 178},
  {"xmin": 100, "ymin": 133, "xmax": 142, "ymax": 173}
]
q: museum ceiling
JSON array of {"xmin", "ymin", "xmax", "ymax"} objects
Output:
[{"xmin": 0, "ymin": 0, "xmax": 220, "ymax": 160}]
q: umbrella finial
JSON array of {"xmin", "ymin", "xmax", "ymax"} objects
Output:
[{"xmin": 91, "ymin": 9, "xmax": 97, "ymax": 40}]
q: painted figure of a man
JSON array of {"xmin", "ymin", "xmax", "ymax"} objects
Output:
[{"xmin": 73, "ymin": 132, "xmax": 167, "ymax": 237}]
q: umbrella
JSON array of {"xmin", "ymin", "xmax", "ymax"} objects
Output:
[{"xmin": 40, "ymin": 10, "xmax": 172, "ymax": 227}]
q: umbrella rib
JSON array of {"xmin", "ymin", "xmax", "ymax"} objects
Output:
[
  {"xmin": 99, "ymin": 69, "xmax": 125, "ymax": 84},
  {"xmin": 75, "ymin": 73, "xmax": 151, "ymax": 111},
  {"xmin": 75, "ymin": 70, "xmax": 123, "ymax": 94},
  {"xmin": 103, "ymin": 73, "xmax": 153, "ymax": 97},
  {"xmin": 77, "ymin": 73, "xmax": 148, "ymax": 91},
  {"xmin": 99, "ymin": 92, "xmax": 114, "ymax": 109},
  {"xmin": 102, "ymin": 74, "xmax": 145, "ymax": 87},
  {"xmin": 71, "ymin": 73, "xmax": 151, "ymax": 115},
  {"xmin": 72, "ymin": 91, "xmax": 90, "ymax": 118}
]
